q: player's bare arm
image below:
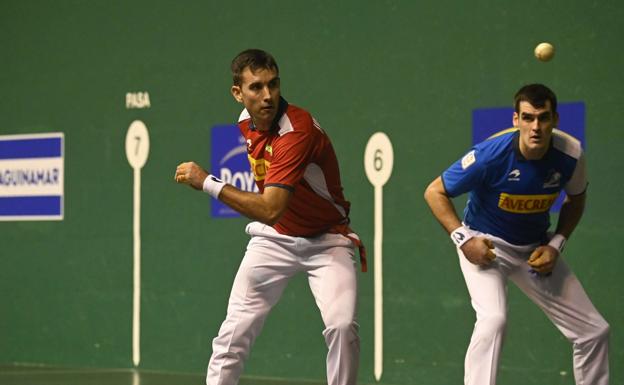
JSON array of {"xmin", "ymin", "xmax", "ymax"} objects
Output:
[
  {"xmin": 175, "ymin": 161, "xmax": 291, "ymax": 225},
  {"xmin": 219, "ymin": 184, "xmax": 291, "ymax": 225},
  {"xmin": 554, "ymin": 191, "xmax": 586, "ymax": 239},
  {"xmin": 424, "ymin": 176, "xmax": 495, "ymax": 265},
  {"xmin": 528, "ymin": 192, "xmax": 586, "ymax": 273}
]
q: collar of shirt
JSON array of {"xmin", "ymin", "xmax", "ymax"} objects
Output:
[
  {"xmin": 512, "ymin": 130, "xmax": 554, "ymax": 161},
  {"xmin": 249, "ymin": 97, "xmax": 289, "ymax": 132}
]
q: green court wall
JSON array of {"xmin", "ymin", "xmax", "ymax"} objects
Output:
[{"xmin": 1, "ymin": 1, "xmax": 622, "ymax": 384}]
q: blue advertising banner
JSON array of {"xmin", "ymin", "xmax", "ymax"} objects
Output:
[
  {"xmin": 0, "ymin": 133, "xmax": 64, "ymax": 220},
  {"xmin": 210, "ymin": 125, "xmax": 257, "ymax": 218}
]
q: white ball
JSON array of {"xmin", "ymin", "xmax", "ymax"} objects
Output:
[{"xmin": 534, "ymin": 42, "xmax": 555, "ymax": 62}]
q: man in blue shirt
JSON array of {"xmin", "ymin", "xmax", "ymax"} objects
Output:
[{"xmin": 424, "ymin": 84, "xmax": 609, "ymax": 385}]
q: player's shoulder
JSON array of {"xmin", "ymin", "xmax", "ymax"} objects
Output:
[
  {"xmin": 551, "ymin": 129, "xmax": 583, "ymax": 160},
  {"xmin": 278, "ymin": 103, "xmax": 323, "ymax": 138},
  {"xmin": 236, "ymin": 109, "xmax": 252, "ymax": 134},
  {"xmin": 482, "ymin": 128, "xmax": 517, "ymax": 146},
  {"xmin": 473, "ymin": 128, "xmax": 517, "ymax": 160},
  {"xmin": 238, "ymin": 108, "xmax": 251, "ymax": 124},
  {"xmin": 282, "ymin": 103, "xmax": 313, "ymax": 131}
]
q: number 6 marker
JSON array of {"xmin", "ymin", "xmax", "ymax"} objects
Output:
[
  {"xmin": 364, "ymin": 132, "xmax": 393, "ymax": 381},
  {"xmin": 125, "ymin": 120, "xmax": 150, "ymax": 367}
]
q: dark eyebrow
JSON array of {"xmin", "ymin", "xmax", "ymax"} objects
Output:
[
  {"xmin": 248, "ymin": 76, "xmax": 279, "ymax": 88},
  {"xmin": 521, "ymin": 111, "xmax": 551, "ymax": 117}
]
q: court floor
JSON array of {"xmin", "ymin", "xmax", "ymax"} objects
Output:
[{"xmin": 0, "ymin": 365, "xmax": 327, "ymax": 385}]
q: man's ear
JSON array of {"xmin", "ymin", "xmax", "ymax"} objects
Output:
[
  {"xmin": 512, "ymin": 111, "xmax": 519, "ymax": 127},
  {"xmin": 231, "ymin": 85, "xmax": 243, "ymax": 103}
]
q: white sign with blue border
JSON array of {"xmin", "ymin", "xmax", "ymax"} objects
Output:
[{"xmin": 0, "ymin": 132, "xmax": 64, "ymax": 221}]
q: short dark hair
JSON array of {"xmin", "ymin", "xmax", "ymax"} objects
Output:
[
  {"xmin": 231, "ymin": 49, "xmax": 279, "ymax": 86},
  {"xmin": 514, "ymin": 84, "xmax": 558, "ymax": 114}
]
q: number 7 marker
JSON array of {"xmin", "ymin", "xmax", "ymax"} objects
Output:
[
  {"xmin": 364, "ymin": 132, "xmax": 393, "ymax": 382},
  {"xmin": 125, "ymin": 120, "xmax": 150, "ymax": 367}
]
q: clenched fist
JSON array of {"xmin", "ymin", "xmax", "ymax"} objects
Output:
[
  {"xmin": 527, "ymin": 245, "xmax": 558, "ymax": 274},
  {"xmin": 461, "ymin": 237, "xmax": 496, "ymax": 266},
  {"xmin": 174, "ymin": 161, "xmax": 209, "ymax": 190}
]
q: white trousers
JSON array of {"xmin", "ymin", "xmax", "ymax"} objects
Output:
[
  {"xmin": 459, "ymin": 231, "xmax": 609, "ymax": 385},
  {"xmin": 206, "ymin": 222, "xmax": 359, "ymax": 385}
]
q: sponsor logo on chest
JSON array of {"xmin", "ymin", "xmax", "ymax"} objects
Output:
[
  {"xmin": 498, "ymin": 192, "xmax": 559, "ymax": 214},
  {"xmin": 508, "ymin": 169, "xmax": 521, "ymax": 181},
  {"xmin": 247, "ymin": 155, "xmax": 271, "ymax": 181},
  {"xmin": 543, "ymin": 169, "xmax": 561, "ymax": 188},
  {"xmin": 247, "ymin": 141, "xmax": 274, "ymax": 181}
]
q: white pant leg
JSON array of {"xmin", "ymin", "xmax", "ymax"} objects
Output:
[
  {"xmin": 206, "ymin": 226, "xmax": 299, "ymax": 385},
  {"xmin": 458, "ymin": 246, "xmax": 511, "ymax": 385},
  {"xmin": 304, "ymin": 234, "xmax": 359, "ymax": 385},
  {"xmin": 510, "ymin": 256, "xmax": 610, "ymax": 385}
]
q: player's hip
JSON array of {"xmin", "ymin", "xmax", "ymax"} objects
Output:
[
  {"xmin": 464, "ymin": 224, "xmax": 539, "ymax": 259},
  {"xmin": 245, "ymin": 221, "xmax": 355, "ymax": 251}
]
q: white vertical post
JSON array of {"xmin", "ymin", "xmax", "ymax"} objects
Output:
[
  {"xmin": 364, "ymin": 132, "xmax": 393, "ymax": 382},
  {"xmin": 125, "ymin": 120, "xmax": 150, "ymax": 367},
  {"xmin": 373, "ymin": 184, "xmax": 383, "ymax": 381},
  {"xmin": 132, "ymin": 167, "xmax": 141, "ymax": 367}
]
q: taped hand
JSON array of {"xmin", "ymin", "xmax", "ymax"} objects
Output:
[{"xmin": 527, "ymin": 245, "xmax": 558, "ymax": 274}]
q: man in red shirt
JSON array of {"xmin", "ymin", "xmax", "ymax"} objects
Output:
[{"xmin": 175, "ymin": 49, "xmax": 364, "ymax": 385}]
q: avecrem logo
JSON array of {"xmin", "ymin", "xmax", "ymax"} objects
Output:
[
  {"xmin": 498, "ymin": 192, "xmax": 559, "ymax": 214},
  {"xmin": 211, "ymin": 125, "xmax": 257, "ymax": 218}
]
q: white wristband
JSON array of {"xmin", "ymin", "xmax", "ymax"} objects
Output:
[
  {"xmin": 202, "ymin": 174, "xmax": 226, "ymax": 198},
  {"xmin": 548, "ymin": 234, "xmax": 567, "ymax": 254},
  {"xmin": 450, "ymin": 226, "xmax": 473, "ymax": 248}
]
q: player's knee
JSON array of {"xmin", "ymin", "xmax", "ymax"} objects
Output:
[
  {"xmin": 330, "ymin": 319, "xmax": 359, "ymax": 334},
  {"xmin": 598, "ymin": 320, "xmax": 610, "ymax": 339},
  {"xmin": 579, "ymin": 319, "xmax": 610, "ymax": 345},
  {"xmin": 477, "ymin": 312, "xmax": 507, "ymax": 334},
  {"xmin": 323, "ymin": 320, "xmax": 359, "ymax": 340}
]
